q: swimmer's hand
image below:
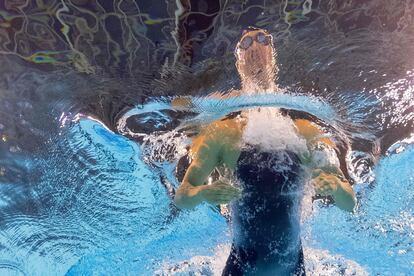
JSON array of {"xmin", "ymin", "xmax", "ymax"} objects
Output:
[
  {"xmin": 311, "ymin": 168, "xmax": 356, "ymax": 212},
  {"xmin": 174, "ymin": 180, "xmax": 241, "ymax": 209},
  {"xmin": 200, "ymin": 180, "xmax": 242, "ymax": 205}
]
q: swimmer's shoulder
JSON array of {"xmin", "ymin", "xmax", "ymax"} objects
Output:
[
  {"xmin": 279, "ymin": 108, "xmax": 334, "ymax": 147},
  {"xmin": 293, "ymin": 118, "xmax": 336, "ymax": 149},
  {"xmin": 209, "ymin": 113, "xmax": 244, "ymax": 136},
  {"xmin": 191, "ymin": 117, "xmax": 242, "ymax": 145}
]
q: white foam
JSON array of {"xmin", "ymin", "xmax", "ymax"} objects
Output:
[
  {"xmin": 155, "ymin": 244, "xmax": 368, "ymax": 276},
  {"xmin": 303, "ymin": 247, "xmax": 369, "ymax": 276},
  {"xmin": 154, "ymin": 243, "xmax": 231, "ymax": 276},
  {"xmin": 242, "ymin": 107, "xmax": 309, "ymax": 154}
]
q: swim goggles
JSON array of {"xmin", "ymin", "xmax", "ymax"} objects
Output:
[{"xmin": 239, "ymin": 32, "xmax": 272, "ymax": 50}]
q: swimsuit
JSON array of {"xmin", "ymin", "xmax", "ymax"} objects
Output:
[{"xmin": 222, "ymin": 146, "xmax": 306, "ymax": 275}]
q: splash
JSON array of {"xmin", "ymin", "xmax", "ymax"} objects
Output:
[{"xmin": 116, "ymin": 92, "xmax": 338, "ymax": 140}]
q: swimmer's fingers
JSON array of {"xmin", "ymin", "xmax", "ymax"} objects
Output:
[
  {"xmin": 203, "ymin": 192, "xmax": 240, "ymax": 205},
  {"xmin": 311, "ymin": 174, "xmax": 338, "ymax": 196},
  {"xmin": 207, "ymin": 184, "xmax": 241, "ymax": 199},
  {"xmin": 201, "ymin": 182, "xmax": 241, "ymax": 205},
  {"xmin": 311, "ymin": 170, "xmax": 329, "ymax": 195},
  {"xmin": 211, "ymin": 180, "xmax": 238, "ymax": 190}
]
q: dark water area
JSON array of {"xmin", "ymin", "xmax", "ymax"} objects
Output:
[
  {"xmin": 0, "ymin": 0, "xmax": 413, "ymax": 274},
  {"xmin": 0, "ymin": 0, "xmax": 413, "ymax": 152}
]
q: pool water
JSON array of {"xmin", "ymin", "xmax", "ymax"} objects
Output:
[
  {"xmin": 3, "ymin": 109, "xmax": 409, "ymax": 275},
  {"xmin": 0, "ymin": 0, "xmax": 413, "ymax": 275}
]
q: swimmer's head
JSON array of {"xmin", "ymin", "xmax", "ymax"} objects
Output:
[{"xmin": 235, "ymin": 28, "xmax": 278, "ymax": 93}]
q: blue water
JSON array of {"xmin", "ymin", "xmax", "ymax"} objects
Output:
[
  {"xmin": 305, "ymin": 145, "xmax": 414, "ymax": 274},
  {"xmin": 0, "ymin": 113, "xmax": 410, "ymax": 275}
]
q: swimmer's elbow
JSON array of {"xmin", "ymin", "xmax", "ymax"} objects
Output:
[
  {"xmin": 173, "ymin": 193, "xmax": 193, "ymax": 209},
  {"xmin": 173, "ymin": 196, "xmax": 187, "ymax": 209},
  {"xmin": 174, "ymin": 184, "xmax": 203, "ymax": 209}
]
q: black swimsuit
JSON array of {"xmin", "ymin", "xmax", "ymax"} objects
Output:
[{"xmin": 222, "ymin": 146, "xmax": 306, "ymax": 275}]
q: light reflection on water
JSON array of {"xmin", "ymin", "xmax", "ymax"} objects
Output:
[
  {"xmin": 0, "ymin": 89, "xmax": 413, "ymax": 274},
  {"xmin": 114, "ymin": 96, "xmax": 413, "ymax": 274},
  {"xmin": 0, "ymin": 119, "xmax": 172, "ymax": 275},
  {"xmin": 1, "ymin": 112, "xmax": 408, "ymax": 275},
  {"xmin": 305, "ymin": 144, "xmax": 414, "ymax": 274}
]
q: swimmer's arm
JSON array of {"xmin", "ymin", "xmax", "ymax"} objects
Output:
[
  {"xmin": 294, "ymin": 119, "xmax": 336, "ymax": 150},
  {"xmin": 174, "ymin": 141, "xmax": 219, "ymax": 209},
  {"xmin": 174, "ymin": 136, "xmax": 241, "ymax": 209},
  {"xmin": 294, "ymin": 119, "xmax": 356, "ymax": 212}
]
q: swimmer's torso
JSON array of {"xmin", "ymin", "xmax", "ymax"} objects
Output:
[
  {"xmin": 193, "ymin": 108, "xmax": 307, "ymax": 275},
  {"xmin": 229, "ymin": 146, "xmax": 305, "ymax": 275},
  {"xmin": 176, "ymin": 28, "xmax": 353, "ymax": 275}
]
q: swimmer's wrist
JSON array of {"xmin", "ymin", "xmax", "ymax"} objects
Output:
[{"xmin": 312, "ymin": 167, "xmax": 356, "ymax": 212}]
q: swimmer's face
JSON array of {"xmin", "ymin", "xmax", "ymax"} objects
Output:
[{"xmin": 235, "ymin": 29, "xmax": 276, "ymax": 90}]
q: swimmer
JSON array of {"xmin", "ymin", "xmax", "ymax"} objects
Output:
[{"xmin": 174, "ymin": 29, "xmax": 356, "ymax": 275}]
